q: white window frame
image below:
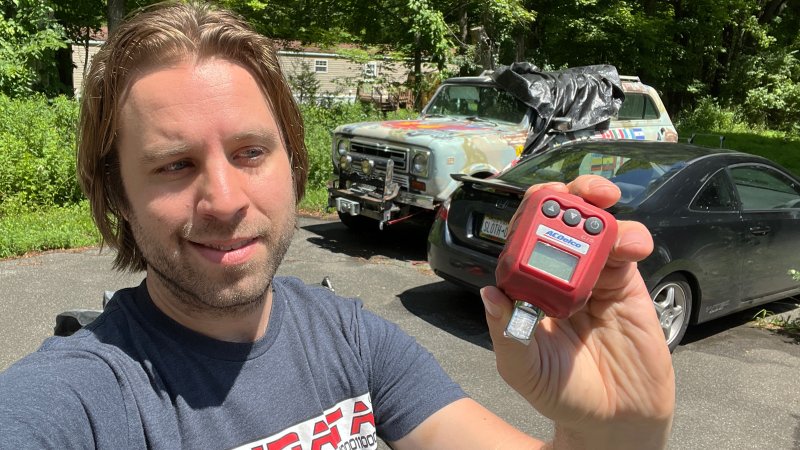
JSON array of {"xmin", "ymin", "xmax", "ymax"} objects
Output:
[
  {"xmin": 314, "ymin": 59, "xmax": 328, "ymax": 73},
  {"xmin": 364, "ymin": 62, "xmax": 378, "ymax": 78}
]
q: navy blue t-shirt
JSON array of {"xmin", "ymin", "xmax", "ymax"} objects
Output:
[{"xmin": 0, "ymin": 276, "xmax": 466, "ymax": 449}]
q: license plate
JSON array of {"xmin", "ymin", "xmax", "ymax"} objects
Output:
[{"xmin": 479, "ymin": 215, "xmax": 509, "ymax": 243}]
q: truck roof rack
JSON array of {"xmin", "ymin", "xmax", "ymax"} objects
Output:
[{"xmin": 619, "ymin": 75, "xmax": 641, "ymax": 83}]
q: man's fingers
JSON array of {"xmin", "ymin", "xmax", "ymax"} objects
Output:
[
  {"xmin": 566, "ymin": 175, "xmax": 621, "ymax": 209},
  {"xmin": 609, "ymin": 220, "xmax": 654, "ymax": 265}
]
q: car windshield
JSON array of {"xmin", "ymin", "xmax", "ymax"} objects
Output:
[
  {"xmin": 498, "ymin": 145, "xmax": 690, "ymax": 207},
  {"xmin": 424, "ymin": 84, "xmax": 528, "ymax": 124}
]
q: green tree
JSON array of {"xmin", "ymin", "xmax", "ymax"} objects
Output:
[
  {"xmin": 287, "ymin": 60, "xmax": 320, "ymax": 104},
  {"xmin": 0, "ymin": 0, "xmax": 66, "ymax": 97},
  {"xmin": 521, "ymin": 0, "xmax": 799, "ymax": 128},
  {"xmin": 53, "ymin": 0, "xmax": 104, "ymax": 96},
  {"xmin": 49, "ymin": 0, "xmax": 795, "ymax": 129}
]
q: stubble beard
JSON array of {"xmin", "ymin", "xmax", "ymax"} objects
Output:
[{"xmin": 129, "ymin": 207, "xmax": 297, "ymax": 318}]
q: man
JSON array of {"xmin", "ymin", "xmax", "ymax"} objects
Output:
[{"xmin": 0, "ymin": 2, "xmax": 674, "ymax": 448}]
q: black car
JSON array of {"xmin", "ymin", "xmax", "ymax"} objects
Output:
[{"xmin": 427, "ymin": 140, "xmax": 800, "ymax": 350}]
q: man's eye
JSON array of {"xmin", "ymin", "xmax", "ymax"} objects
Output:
[
  {"xmin": 159, "ymin": 160, "xmax": 191, "ymax": 173},
  {"xmin": 239, "ymin": 147, "xmax": 265, "ymax": 159}
]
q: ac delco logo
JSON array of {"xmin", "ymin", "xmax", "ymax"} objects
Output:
[{"xmin": 536, "ymin": 224, "xmax": 589, "ymax": 255}]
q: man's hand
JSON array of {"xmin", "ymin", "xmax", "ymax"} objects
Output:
[{"xmin": 482, "ymin": 175, "xmax": 675, "ymax": 449}]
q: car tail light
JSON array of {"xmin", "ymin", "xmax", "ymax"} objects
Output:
[{"xmin": 435, "ymin": 198, "xmax": 450, "ymax": 222}]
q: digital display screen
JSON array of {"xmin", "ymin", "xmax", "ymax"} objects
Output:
[{"xmin": 528, "ymin": 241, "xmax": 578, "ymax": 281}]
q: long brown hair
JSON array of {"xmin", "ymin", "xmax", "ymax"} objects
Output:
[{"xmin": 77, "ymin": 1, "xmax": 307, "ymax": 272}]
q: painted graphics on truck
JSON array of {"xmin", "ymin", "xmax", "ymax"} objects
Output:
[{"xmin": 328, "ymin": 75, "xmax": 677, "ymax": 229}]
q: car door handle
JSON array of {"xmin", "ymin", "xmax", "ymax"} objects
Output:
[{"xmin": 749, "ymin": 226, "xmax": 771, "ymax": 236}]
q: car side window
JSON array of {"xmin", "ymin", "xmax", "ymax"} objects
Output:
[
  {"xmin": 730, "ymin": 165, "xmax": 800, "ymax": 210},
  {"xmin": 691, "ymin": 170, "xmax": 737, "ymax": 212},
  {"xmin": 617, "ymin": 93, "xmax": 660, "ymax": 120}
]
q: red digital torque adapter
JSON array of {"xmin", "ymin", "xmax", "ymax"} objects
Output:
[{"xmin": 495, "ymin": 188, "xmax": 618, "ymax": 345}]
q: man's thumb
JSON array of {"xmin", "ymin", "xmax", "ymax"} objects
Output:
[
  {"xmin": 481, "ymin": 286, "xmax": 518, "ymax": 348},
  {"xmin": 481, "ymin": 286, "xmax": 542, "ymax": 398}
]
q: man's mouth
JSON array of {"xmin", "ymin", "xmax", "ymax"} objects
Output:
[
  {"xmin": 189, "ymin": 238, "xmax": 259, "ymax": 265},
  {"xmin": 200, "ymin": 239, "xmax": 256, "ymax": 251}
]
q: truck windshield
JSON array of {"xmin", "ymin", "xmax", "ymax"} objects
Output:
[{"xmin": 425, "ymin": 84, "xmax": 528, "ymax": 124}]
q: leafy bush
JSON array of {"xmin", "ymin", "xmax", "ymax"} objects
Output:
[
  {"xmin": 732, "ymin": 49, "xmax": 800, "ymax": 135},
  {"xmin": 744, "ymin": 82, "xmax": 800, "ymax": 135},
  {"xmin": 0, "ymin": 94, "xmax": 414, "ymax": 217},
  {"xmin": 0, "ymin": 94, "xmax": 81, "ymax": 209},
  {"xmin": 0, "ymin": 0, "xmax": 67, "ymax": 97},
  {"xmin": 675, "ymin": 97, "xmax": 750, "ymax": 133},
  {"xmin": 300, "ymin": 102, "xmax": 416, "ymax": 195}
]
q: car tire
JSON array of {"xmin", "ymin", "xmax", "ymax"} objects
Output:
[
  {"xmin": 337, "ymin": 212, "xmax": 380, "ymax": 232},
  {"xmin": 650, "ymin": 274, "xmax": 693, "ymax": 352}
]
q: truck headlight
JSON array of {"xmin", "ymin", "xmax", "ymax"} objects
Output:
[
  {"xmin": 337, "ymin": 140, "xmax": 349, "ymax": 156},
  {"xmin": 411, "ymin": 151, "xmax": 430, "ymax": 177},
  {"xmin": 361, "ymin": 159, "xmax": 375, "ymax": 176},
  {"xmin": 339, "ymin": 155, "xmax": 352, "ymax": 171}
]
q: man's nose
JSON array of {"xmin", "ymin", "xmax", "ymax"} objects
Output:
[{"xmin": 196, "ymin": 160, "xmax": 249, "ymax": 221}]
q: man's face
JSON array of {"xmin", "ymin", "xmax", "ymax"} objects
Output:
[{"xmin": 116, "ymin": 58, "xmax": 296, "ymax": 314}]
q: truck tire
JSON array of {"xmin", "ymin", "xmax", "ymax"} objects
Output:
[{"xmin": 337, "ymin": 212, "xmax": 380, "ymax": 232}]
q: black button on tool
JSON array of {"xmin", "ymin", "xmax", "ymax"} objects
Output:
[
  {"xmin": 542, "ymin": 200, "xmax": 560, "ymax": 218},
  {"xmin": 584, "ymin": 217, "xmax": 603, "ymax": 235},
  {"xmin": 563, "ymin": 208, "xmax": 582, "ymax": 226}
]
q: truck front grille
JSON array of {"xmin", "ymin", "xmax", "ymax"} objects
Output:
[
  {"xmin": 350, "ymin": 141, "xmax": 408, "ymax": 172},
  {"xmin": 350, "ymin": 156, "xmax": 410, "ymax": 189}
]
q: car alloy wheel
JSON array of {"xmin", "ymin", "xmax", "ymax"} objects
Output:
[{"xmin": 650, "ymin": 274, "xmax": 692, "ymax": 352}]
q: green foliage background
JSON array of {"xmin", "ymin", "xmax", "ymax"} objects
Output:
[
  {"xmin": 0, "ymin": 0, "xmax": 67, "ymax": 96},
  {"xmin": 1, "ymin": 0, "xmax": 799, "ymax": 258},
  {"xmin": 0, "ymin": 96, "xmax": 416, "ymax": 257},
  {"xmin": 6, "ymin": 0, "xmax": 800, "ymax": 132},
  {"xmin": 0, "ymin": 95, "xmax": 81, "ymax": 208}
]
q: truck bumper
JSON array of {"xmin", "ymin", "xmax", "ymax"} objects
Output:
[
  {"xmin": 328, "ymin": 175, "xmax": 436, "ymax": 227},
  {"xmin": 327, "ymin": 182, "xmax": 400, "ymax": 224}
]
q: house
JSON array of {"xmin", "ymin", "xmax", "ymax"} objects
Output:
[{"xmin": 71, "ymin": 36, "xmax": 434, "ymax": 110}]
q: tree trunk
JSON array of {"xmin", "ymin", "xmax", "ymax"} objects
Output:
[
  {"xmin": 759, "ymin": 0, "xmax": 787, "ymax": 24},
  {"xmin": 107, "ymin": 0, "xmax": 125, "ymax": 36},
  {"xmin": 641, "ymin": 0, "xmax": 658, "ymax": 15},
  {"xmin": 458, "ymin": 6, "xmax": 470, "ymax": 75},
  {"xmin": 459, "ymin": 7, "xmax": 469, "ymax": 48},
  {"xmin": 514, "ymin": 32, "xmax": 526, "ymax": 62},
  {"xmin": 470, "ymin": 26, "xmax": 492, "ymax": 72},
  {"xmin": 413, "ymin": 33, "xmax": 423, "ymax": 111}
]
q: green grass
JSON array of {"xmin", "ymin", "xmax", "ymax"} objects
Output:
[
  {"xmin": 679, "ymin": 128, "xmax": 800, "ymax": 177},
  {"xmin": 752, "ymin": 308, "xmax": 800, "ymax": 343},
  {"xmin": 0, "ymin": 201, "xmax": 101, "ymax": 259},
  {"xmin": 298, "ymin": 186, "xmax": 332, "ymax": 217},
  {"xmin": 0, "ymin": 191, "xmax": 335, "ymax": 260}
]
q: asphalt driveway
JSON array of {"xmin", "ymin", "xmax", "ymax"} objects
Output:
[{"xmin": 1, "ymin": 215, "xmax": 798, "ymax": 449}]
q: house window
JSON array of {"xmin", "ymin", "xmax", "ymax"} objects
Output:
[
  {"xmin": 314, "ymin": 59, "xmax": 328, "ymax": 73},
  {"xmin": 364, "ymin": 62, "xmax": 378, "ymax": 78}
]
